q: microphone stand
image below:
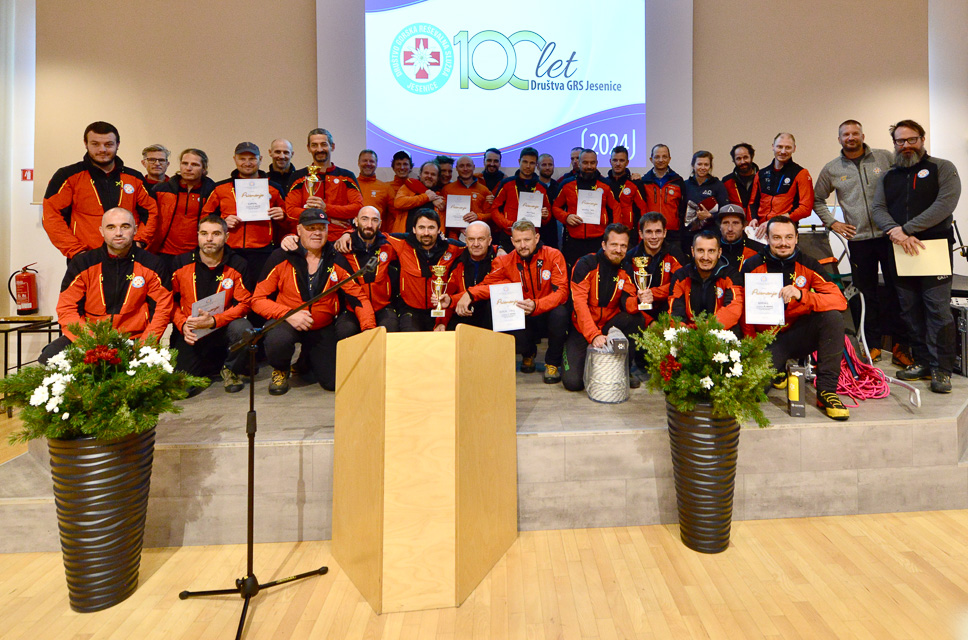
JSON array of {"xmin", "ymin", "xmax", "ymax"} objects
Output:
[{"xmin": 178, "ymin": 252, "xmax": 379, "ymax": 640}]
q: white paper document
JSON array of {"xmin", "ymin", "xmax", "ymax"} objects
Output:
[
  {"xmin": 190, "ymin": 290, "xmax": 226, "ymax": 339},
  {"xmin": 516, "ymin": 191, "xmax": 544, "ymax": 226},
  {"xmin": 490, "ymin": 282, "xmax": 526, "ymax": 332},
  {"xmin": 234, "ymin": 178, "xmax": 271, "ymax": 221},
  {"xmin": 893, "ymin": 239, "xmax": 952, "ymax": 277},
  {"xmin": 744, "ymin": 272, "xmax": 785, "ymax": 325},
  {"xmin": 445, "ymin": 194, "xmax": 471, "ymax": 229},
  {"xmin": 576, "ymin": 188, "xmax": 603, "ymax": 225}
]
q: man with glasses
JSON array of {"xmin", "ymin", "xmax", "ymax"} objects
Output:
[
  {"xmin": 141, "ymin": 144, "xmax": 170, "ymax": 187},
  {"xmin": 872, "ymin": 119, "xmax": 962, "ymax": 393}
]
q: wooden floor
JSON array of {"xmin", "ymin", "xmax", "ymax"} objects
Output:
[{"xmin": 3, "ymin": 512, "xmax": 968, "ymax": 639}]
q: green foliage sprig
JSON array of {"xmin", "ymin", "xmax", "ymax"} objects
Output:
[
  {"xmin": 1, "ymin": 320, "xmax": 208, "ymax": 443},
  {"xmin": 633, "ymin": 313, "xmax": 777, "ymax": 427}
]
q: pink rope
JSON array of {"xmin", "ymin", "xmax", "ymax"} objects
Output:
[{"xmin": 813, "ymin": 337, "xmax": 891, "ymax": 407}]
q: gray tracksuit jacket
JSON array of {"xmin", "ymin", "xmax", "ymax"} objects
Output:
[{"xmin": 813, "ymin": 145, "xmax": 894, "ymax": 241}]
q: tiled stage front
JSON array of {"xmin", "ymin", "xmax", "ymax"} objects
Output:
[{"xmin": 1, "ymin": 358, "xmax": 966, "ymax": 553}]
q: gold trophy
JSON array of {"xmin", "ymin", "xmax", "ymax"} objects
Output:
[
  {"xmin": 632, "ymin": 256, "xmax": 652, "ymax": 311},
  {"xmin": 431, "ymin": 265, "xmax": 447, "ymax": 318},
  {"xmin": 305, "ymin": 164, "xmax": 320, "ymax": 198}
]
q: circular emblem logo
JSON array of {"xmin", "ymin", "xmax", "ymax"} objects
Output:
[
  {"xmin": 330, "ymin": 271, "xmax": 339, "ymax": 282},
  {"xmin": 390, "ymin": 24, "xmax": 454, "ymax": 95},
  {"xmin": 443, "ymin": 252, "xmax": 452, "ymax": 261},
  {"xmin": 716, "ymin": 287, "xmax": 724, "ymax": 299},
  {"xmin": 623, "ymin": 187, "xmax": 631, "ymax": 195},
  {"xmin": 618, "ymin": 278, "xmax": 625, "ymax": 288},
  {"xmin": 873, "ymin": 167, "xmax": 882, "ymax": 175},
  {"xmin": 783, "ymin": 177, "xmax": 791, "ymax": 185},
  {"xmin": 664, "ymin": 262, "xmax": 671, "ymax": 272},
  {"xmin": 221, "ymin": 277, "xmax": 234, "ymax": 290},
  {"xmin": 541, "ymin": 269, "xmax": 551, "ymax": 281},
  {"xmin": 918, "ymin": 169, "xmax": 930, "ymax": 178},
  {"xmin": 131, "ymin": 275, "xmax": 145, "ymax": 289},
  {"xmin": 668, "ymin": 188, "xmax": 674, "ymax": 195},
  {"xmin": 123, "ymin": 183, "xmax": 135, "ymax": 194},
  {"xmin": 795, "ymin": 275, "xmax": 807, "ymax": 288},
  {"xmin": 371, "ymin": 190, "xmax": 377, "ymax": 197},
  {"xmin": 380, "ymin": 251, "xmax": 388, "ymax": 262}
]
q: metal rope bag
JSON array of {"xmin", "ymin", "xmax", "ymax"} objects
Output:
[{"xmin": 584, "ymin": 326, "xmax": 630, "ymax": 403}]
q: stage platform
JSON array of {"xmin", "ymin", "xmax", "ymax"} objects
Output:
[{"xmin": 1, "ymin": 355, "xmax": 966, "ymax": 553}]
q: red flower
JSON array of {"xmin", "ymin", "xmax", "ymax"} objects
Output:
[
  {"xmin": 83, "ymin": 345, "xmax": 121, "ymax": 366},
  {"xmin": 658, "ymin": 354, "xmax": 682, "ymax": 382}
]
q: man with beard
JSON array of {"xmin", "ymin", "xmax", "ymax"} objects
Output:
[
  {"xmin": 638, "ymin": 143, "xmax": 686, "ymax": 259},
  {"xmin": 624, "ymin": 212, "xmax": 683, "ymax": 320},
  {"xmin": 267, "ymin": 138, "xmax": 295, "ymax": 194},
  {"xmin": 285, "ymin": 128, "xmax": 364, "ymax": 242},
  {"xmin": 169, "ymin": 215, "xmax": 253, "ymax": 392},
  {"xmin": 253, "ymin": 208, "xmax": 376, "ymax": 394},
  {"xmin": 477, "ymin": 147, "xmax": 505, "ymax": 192},
  {"xmin": 749, "ymin": 133, "xmax": 814, "ymax": 238},
  {"xmin": 669, "ymin": 230, "xmax": 744, "ymax": 330},
  {"xmin": 40, "ymin": 208, "xmax": 172, "ymax": 363},
  {"xmin": 455, "ymin": 220, "xmax": 569, "ymax": 382},
  {"xmin": 491, "ymin": 147, "xmax": 551, "ymax": 251},
  {"xmin": 44, "ymin": 121, "xmax": 158, "ymax": 259},
  {"xmin": 385, "ymin": 208, "xmax": 464, "ymax": 332},
  {"xmin": 201, "ymin": 142, "xmax": 288, "ymax": 291},
  {"xmin": 394, "ymin": 160, "xmax": 445, "ymax": 233},
  {"xmin": 357, "ymin": 149, "xmax": 392, "ymax": 215},
  {"xmin": 742, "ymin": 216, "xmax": 849, "ymax": 420},
  {"xmin": 814, "ymin": 120, "xmax": 900, "ymax": 363},
  {"xmin": 553, "ymin": 148, "xmax": 619, "ymax": 267},
  {"xmin": 141, "ymin": 144, "xmax": 170, "ymax": 188},
  {"xmin": 433, "ymin": 221, "xmax": 499, "ymax": 331},
  {"xmin": 872, "ymin": 119, "xmax": 962, "ymax": 393},
  {"xmin": 718, "ymin": 204, "xmax": 762, "ymax": 271},
  {"xmin": 536, "ymin": 153, "xmax": 561, "ymax": 250},
  {"xmin": 608, "ymin": 145, "xmax": 647, "ymax": 241},
  {"xmin": 332, "ymin": 205, "xmax": 399, "ymax": 338},
  {"xmin": 559, "ymin": 146, "xmax": 583, "ymax": 185},
  {"xmin": 435, "ymin": 155, "xmax": 454, "ymax": 188},
  {"xmin": 385, "ymin": 150, "xmax": 415, "ymax": 233},
  {"xmin": 440, "ymin": 155, "xmax": 492, "ymax": 239},
  {"xmin": 722, "ymin": 143, "xmax": 758, "ymax": 219},
  {"xmin": 562, "ymin": 223, "xmax": 647, "ymax": 391}
]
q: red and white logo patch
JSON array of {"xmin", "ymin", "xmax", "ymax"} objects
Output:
[
  {"xmin": 221, "ymin": 278, "xmax": 234, "ymax": 290},
  {"xmin": 795, "ymin": 275, "xmax": 807, "ymax": 288}
]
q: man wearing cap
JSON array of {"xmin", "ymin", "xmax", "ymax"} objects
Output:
[
  {"xmin": 624, "ymin": 212, "xmax": 682, "ymax": 321},
  {"xmin": 285, "ymin": 128, "xmax": 364, "ymax": 243},
  {"xmin": 718, "ymin": 204, "xmax": 763, "ymax": 271},
  {"xmin": 252, "ymin": 208, "xmax": 376, "ymax": 394},
  {"xmin": 201, "ymin": 142, "xmax": 289, "ymax": 291},
  {"xmin": 814, "ymin": 119, "xmax": 899, "ymax": 364}
]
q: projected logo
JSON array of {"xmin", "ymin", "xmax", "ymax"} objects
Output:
[{"xmin": 390, "ymin": 23, "xmax": 454, "ymax": 94}]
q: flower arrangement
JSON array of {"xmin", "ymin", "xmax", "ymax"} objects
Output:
[
  {"xmin": 633, "ymin": 313, "xmax": 777, "ymax": 426},
  {"xmin": 1, "ymin": 320, "xmax": 207, "ymax": 443}
]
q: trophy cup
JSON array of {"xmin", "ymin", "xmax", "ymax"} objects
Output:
[
  {"xmin": 305, "ymin": 165, "xmax": 320, "ymax": 198},
  {"xmin": 431, "ymin": 265, "xmax": 447, "ymax": 318},
  {"xmin": 632, "ymin": 256, "xmax": 652, "ymax": 311}
]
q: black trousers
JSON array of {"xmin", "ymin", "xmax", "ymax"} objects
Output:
[
  {"xmin": 510, "ymin": 304, "xmax": 569, "ymax": 367},
  {"xmin": 171, "ymin": 317, "xmax": 253, "ymax": 378},
  {"xmin": 769, "ymin": 310, "xmax": 844, "ymax": 394},
  {"xmin": 335, "ymin": 306, "xmax": 399, "ymax": 340},
  {"xmin": 561, "ymin": 234, "xmax": 603, "ymax": 270},
  {"xmin": 561, "ymin": 312, "xmax": 646, "ymax": 392},
  {"xmin": 263, "ymin": 322, "xmax": 338, "ymax": 390},
  {"xmin": 847, "ymin": 236, "xmax": 906, "ymax": 347},
  {"xmin": 39, "ymin": 335, "xmax": 71, "ymax": 365},
  {"xmin": 896, "ymin": 272, "xmax": 955, "ymax": 373},
  {"xmin": 398, "ymin": 303, "xmax": 437, "ymax": 332},
  {"xmin": 445, "ymin": 304, "xmax": 492, "ymax": 331}
]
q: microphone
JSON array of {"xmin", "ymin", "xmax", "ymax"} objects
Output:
[{"xmin": 364, "ymin": 254, "xmax": 379, "ymax": 275}]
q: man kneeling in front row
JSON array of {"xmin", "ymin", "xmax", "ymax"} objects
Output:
[{"xmin": 741, "ymin": 216, "xmax": 850, "ymax": 420}]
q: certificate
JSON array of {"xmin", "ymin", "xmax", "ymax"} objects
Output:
[
  {"xmin": 517, "ymin": 191, "xmax": 543, "ymax": 225},
  {"xmin": 744, "ymin": 272, "xmax": 785, "ymax": 325},
  {"xmin": 893, "ymin": 239, "xmax": 951, "ymax": 276},
  {"xmin": 445, "ymin": 194, "xmax": 471, "ymax": 228},
  {"xmin": 190, "ymin": 290, "xmax": 226, "ymax": 339},
  {"xmin": 490, "ymin": 282, "xmax": 526, "ymax": 332},
  {"xmin": 234, "ymin": 178, "xmax": 271, "ymax": 221},
  {"xmin": 576, "ymin": 188, "xmax": 603, "ymax": 224}
]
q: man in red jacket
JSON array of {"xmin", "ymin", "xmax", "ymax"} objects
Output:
[
  {"xmin": 554, "ymin": 148, "xmax": 620, "ymax": 268},
  {"xmin": 749, "ymin": 133, "xmax": 814, "ymax": 238},
  {"xmin": 43, "ymin": 121, "xmax": 158, "ymax": 259},
  {"xmin": 455, "ymin": 220, "xmax": 570, "ymax": 383},
  {"xmin": 40, "ymin": 207, "xmax": 172, "ymax": 363}
]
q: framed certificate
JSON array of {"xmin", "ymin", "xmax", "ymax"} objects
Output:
[
  {"xmin": 744, "ymin": 272, "xmax": 785, "ymax": 325},
  {"xmin": 234, "ymin": 178, "xmax": 271, "ymax": 221}
]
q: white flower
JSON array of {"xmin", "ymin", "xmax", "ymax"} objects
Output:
[
  {"xmin": 663, "ymin": 328, "xmax": 678, "ymax": 342},
  {"xmin": 29, "ymin": 385, "xmax": 49, "ymax": 407},
  {"xmin": 711, "ymin": 329, "xmax": 738, "ymax": 343},
  {"xmin": 669, "ymin": 346, "xmax": 678, "ymax": 357},
  {"xmin": 726, "ymin": 362, "xmax": 743, "ymax": 378},
  {"xmin": 47, "ymin": 352, "xmax": 71, "ymax": 372},
  {"xmin": 712, "ymin": 352, "xmax": 729, "ymax": 363},
  {"xmin": 61, "ymin": 413, "xmax": 70, "ymax": 421},
  {"xmin": 700, "ymin": 376, "xmax": 714, "ymax": 390},
  {"xmin": 729, "ymin": 349, "xmax": 741, "ymax": 363}
]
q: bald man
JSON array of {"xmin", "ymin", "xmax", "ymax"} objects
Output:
[
  {"xmin": 440, "ymin": 155, "xmax": 493, "ymax": 239},
  {"xmin": 434, "ymin": 220, "xmax": 499, "ymax": 330},
  {"xmin": 750, "ymin": 132, "xmax": 814, "ymax": 238},
  {"xmin": 267, "ymin": 138, "xmax": 295, "ymax": 194},
  {"xmin": 40, "ymin": 207, "xmax": 173, "ymax": 363}
]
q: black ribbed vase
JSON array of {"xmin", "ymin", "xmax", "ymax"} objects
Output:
[
  {"xmin": 48, "ymin": 427, "xmax": 155, "ymax": 612},
  {"xmin": 666, "ymin": 401, "xmax": 739, "ymax": 554}
]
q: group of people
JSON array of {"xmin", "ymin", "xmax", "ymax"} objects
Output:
[{"xmin": 38, "ymin": 118, "xmax": 961, "ymax": 421}]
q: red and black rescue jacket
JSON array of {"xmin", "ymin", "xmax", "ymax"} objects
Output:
[
  {"xmin": 170, "ymin": 247, "xmax": 251, "ymax": 332},
  {"xmin": 722, "ymin": 165, "xmax": 759, "ymax": 221},
  {"xmin": 638, "ymin": 169, "xmax": 686, "ymax": 232},
  {"xmin": 335, "ymin": 232, "xmax": 397, "ymax": 312},
  {"xmin": 720, "ymin": 236, "xmax": 763, "ymax": 272},
  {"xmin": 43, "ymin": 155, "xmax": 159, "ymax": 258},
  {"xmin": 56, "ymin": 245, "xmax": 172, "ymax": 340},
  {"xmin": 570, "ymin": 250, "xmax": 640, "ymax": 343},
  {"xmin": 553, "ymin": 172, "xmax": 619, "ymax": 240},
  {"xmin": 669, "ymin": 261, "xmax": 744, "ymax": 329},
  {"xmin": 201, "ymin": 171, "xmax": 289, "ymax": 250},
  {"xmin": 285, "ymin": 165, "xmax": 363, "ymax": 241},
  {"xmin": 607, "ymin": 170, "xmax": 647, "ymax": 238},
  {"xmin": 624, "ymin": 243, "xmax": 682, "ymax": 318},
  {"xmin": 490, "ymin": 172, "xmax": 551, "ymax": 234},
  {"xmin": 750, "ymin": 161, "xmax": 814, "ymax": 223},
  {"xmin": 467, "ymin": 243, "xmax": 568, "ymax": 316},
  {"xmin": 147, "ymin": 176, "xmax": 217, "ymax": 255},
  {"xmin": 435, "ymin": 245, "xmax": 500, "ymax": 327},
  {"xmin": 384, "ymin": 233, "xmax": 464, "ymax": 311},
  {"xmin": 252, "ymin": 244, "xmax": 375, "ymax": 331}
]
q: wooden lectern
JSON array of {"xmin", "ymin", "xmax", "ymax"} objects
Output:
[{"xmin": 333, "ymin": 325, "xmax": 517, "ymax": 614}]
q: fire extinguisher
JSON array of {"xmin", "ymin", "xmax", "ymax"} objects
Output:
[{"xmin": 8, "ymin": 263, "xmax": 39, "ymax": 315}]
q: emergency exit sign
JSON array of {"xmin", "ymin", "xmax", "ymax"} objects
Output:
[{"xmin": 21, "ymin": 169, "xmax": 33, "ymax": 181}]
